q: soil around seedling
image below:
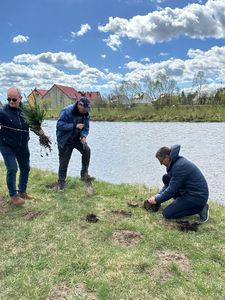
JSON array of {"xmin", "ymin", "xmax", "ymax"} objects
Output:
[
  {"xmin": 46, "ymin": 282, "xmax": 97, "ymax": 300},
  {"xmin": 112, "ymin": 230, "xmax": 143, "ymax": 247},
  {"xmin": 23, "ymin": 210, "xmax": 43, "ymax": 220},
  {"xmin": 143, "ymin": 200, "xmax": 161, "ymax": 212},
  {"xmin": 86, "ymin": 213, "xmax": 99, "ymax": 223},
  {"xmin": 155, "ymin": 250, "xmax": 191, "ymax": 273}
]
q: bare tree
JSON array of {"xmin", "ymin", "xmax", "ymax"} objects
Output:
[
  {"xmin": 112, "ymin": 80, "xmax": 141, "ymax": 107},
  {"xmin": 143, "ymin": 73, "xmax": 178, "ymax": 105},
  {"xmin": 192, "ymin": 71, "xmax": 207, "ymax": 103}
]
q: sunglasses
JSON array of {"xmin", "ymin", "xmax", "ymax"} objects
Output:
[{"xmin": 7, "ymin": 98, "xmax": 18, "ymax": 102}]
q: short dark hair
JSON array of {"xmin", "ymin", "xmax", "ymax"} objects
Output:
[{"xmin": 156, "ymin": 146, "xmax": 171, "ymax": 158}]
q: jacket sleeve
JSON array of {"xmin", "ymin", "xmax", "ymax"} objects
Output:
[
  {"xmin": 56, "ymin": 109, "xmax": 74, "ymax": 132},
  {"xmin": 81, "ymin": 115, "xmax": 89, "ymax": 137},
  {"xmin": 155, "ymin": 165, "xmax": 187, "ymax": 204},
  {"xmin": 0, "ymin": 109, "xmax": 8, "ymax": 124}
]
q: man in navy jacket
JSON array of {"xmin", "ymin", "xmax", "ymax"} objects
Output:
[
  {"xmin": 148, "ymin": 145, "xmax": 209, "ymax": 222},
  {"xmin": 56, "ymin": 97, "xmax": 94, "ymax": 192},
  {"xmin": 0, "ymin": 87, "xmax": 44, "ymax": 205}
]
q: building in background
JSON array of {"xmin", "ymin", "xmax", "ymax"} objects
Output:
[{"xmin": 27, "ymin": 84, "xmax": 101, "ymax": 108}]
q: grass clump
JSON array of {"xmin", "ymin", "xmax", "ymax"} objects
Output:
[{"xmin": 0, "ymin": 162, "xmax": 225, "ymax": 299}]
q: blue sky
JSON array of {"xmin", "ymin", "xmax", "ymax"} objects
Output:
[{"xmin": 1, "ymin": 0, "xmax": 225, "ymax": 99}]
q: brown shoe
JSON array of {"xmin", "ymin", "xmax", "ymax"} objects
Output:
[
  {"xmin": 10, "ymin": 195, "xmax": 25, "ymax": 206},
  {"xmin": 18, "ymin": 193, "xmax": 33, "ymax": 200}
]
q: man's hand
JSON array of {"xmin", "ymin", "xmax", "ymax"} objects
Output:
[
  {"xmin": 148, "ymin": 196, "xmax": 157, "ymax": 205},
  {"xmin": 76, "ymin": 123, "xmax": 84, "ymax": 130},
  {"xmin": 80, "ymin": 137, "xmax": 86, "ymax": 144},
  {"xmin": 38, "ymin": 128, "xmax": 45, "ymax": 136}
]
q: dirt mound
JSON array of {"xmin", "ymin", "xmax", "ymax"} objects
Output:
[
  {"xmin": 46, "ymin": 282, "xmax": 97, "ymax": 300},
  {"xmin": 155, "ymin": 250, "xmax": 191, "ymax": 272},
  {"xmin": 112, "ymin": 230, "xmax": 142, "ymax": 247}
]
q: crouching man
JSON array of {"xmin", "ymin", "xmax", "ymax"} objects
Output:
[
  {"xmin": 148, "ymin": 145, "xmax": 209, "ymax": 222},
  {"xmin": 56, "ymin": 97, "xmax": 94, "ymax": 192}
]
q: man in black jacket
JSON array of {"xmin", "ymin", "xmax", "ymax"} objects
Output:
[
  {"xmin": 56, "ymin": 97, "xmax": 94, "ymax": 192},
  {"xmin": 0, "ymin": 87, "xmax": 43, "ymax": 205},
  {"xmin": 148, "ymin": 145, "xmax": 209, "ymax": 222}
]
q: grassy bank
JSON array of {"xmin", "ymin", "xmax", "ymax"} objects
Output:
[
  {"xmin": 45, "ymin": 105, "xmax": 225, "ymax": 122},
  {"xmin": 0, "ymin": 164, "xmax": 225, "ymax": 299}
]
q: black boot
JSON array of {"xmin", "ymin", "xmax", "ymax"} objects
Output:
[{"xmin": 80, "ymin": 171, "xmax": 95, "ymax": 182}]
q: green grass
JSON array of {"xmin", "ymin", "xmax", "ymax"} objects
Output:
[
  {"xmin": 45, "ymin": 105, "xmax": 225, "ymax": 122},
  {"xmin": 0, "ymin": 163, "xmax": 225, "ymax": 299}
]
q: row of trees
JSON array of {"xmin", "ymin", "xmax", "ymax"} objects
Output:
[{"xmin": 92, "ymin": 72, "xmax": 225, "ymax": 108}]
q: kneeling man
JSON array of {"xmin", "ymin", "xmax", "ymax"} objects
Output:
[{"xmin": 148, "ymin": 145, "xmax": 209, "ymax": 222}]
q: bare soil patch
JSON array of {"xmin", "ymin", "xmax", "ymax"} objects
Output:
[
  {"xmin": 110, "ymin": 210, "xmax": 132, "ymax": 223},
  {"xmin": 112, "ymin": 230, "xmax": 142, "ymax": 247},
  {"xmin": 46, "ymin": 282, "xmax": 97, "ymax": 300},
  {"xmin": 23, "ymin": 210, "xmax": 43, "ymax": 220},
  {"xmin": 145, "ymin": 266, "xmax": 174, "ymax": 281},
  {"xmin": 155, "ymin": 250, "xmax": 191, "ymax": 272}
]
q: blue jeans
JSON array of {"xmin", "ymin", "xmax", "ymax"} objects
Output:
[
  {"xmin": 0, "ymin": 144, "xmax": 30, "ymax": 196},
  {"xmin": 161, "ymin": 174, "xmax": 207, "ymax": 219}
]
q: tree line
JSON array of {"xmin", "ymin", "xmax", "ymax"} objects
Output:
[{"xmin": 93, "ymin": 71, "xmax": 225, "ymax": 109}]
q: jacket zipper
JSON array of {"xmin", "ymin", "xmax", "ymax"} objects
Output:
[{"xmin": 17, "ymin": 109, "xmax": 23, "ymax": 146}]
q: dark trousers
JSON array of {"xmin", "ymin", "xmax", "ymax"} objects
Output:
[
  {"xmin": 58, "ymin": 141, "xmax": 91, "ymax": 184},
  {"xmin": 161, "ymin": 174, "xmax": 206, "ymax": 219},
  {"xmin": 0, "ymin": 144, "xmax": 30, "ymax": 196}
]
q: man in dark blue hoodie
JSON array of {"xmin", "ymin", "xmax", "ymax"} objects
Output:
[
  {"xmin": 0, "ymin": 87, "xmax": 44, "ymax": 205},
  {"xmin": 148, "ymin": 145, "xmax": 209, "ymax": 222},
  {"xmin": 56, "ymin": 97, "xmax": 94, "ymax": 192}
]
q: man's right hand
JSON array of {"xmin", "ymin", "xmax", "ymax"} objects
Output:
[{"xmin": 76, "ymin": 123, "xmax": 84, "ymax": 130}]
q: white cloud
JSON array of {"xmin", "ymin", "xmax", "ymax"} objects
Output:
[
  {"xmin": 125, "ymin": 55, "xmax": 131, "ymax": 59},
  {"xmin": 103, "ymin": 34, "xmax": 122, "ymax": 51},
  {"xmin": 101, "ymin": 54, "xmax": 106, "ymax": 59},
  {"xmin": 12, "ymin": 35, "xmax": 29, "ymax": 43},
  {"xmin": 71, "ymin": 23, "xmax": 91, "ymax": 37},
  {"xmin": 140, "ymin": 57, "xmax": 150, "ymax": 62},
  {"xmin": 159, "ymin": 52, "xmax": 168, "ymax": 56},
  {"xmin": 1, "ymin": 46, "xmax": 225, "ymax": 100},
  {"xmin": 99, "ymin": 0, "xmax": 225, "ymax": 50},
  {"xmin": 13, "ymin": 52, "xmax": 87, "ymax": 70}
]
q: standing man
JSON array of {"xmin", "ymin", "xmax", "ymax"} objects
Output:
[
  {"xmin": 148, "ymin": 145, "xmax": 209, "ymax": 222},
  {"xmin": 0, "ymin": 87, "xmax": 42, "ymax": 205},
  {"xmin": 56, "ymin": 97, "xmax": 94, "ymax": 192}
]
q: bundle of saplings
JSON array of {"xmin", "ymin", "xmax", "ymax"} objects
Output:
[{"xmin": 21, "ymin": 97, "xmax": 52, "ymax": 152}]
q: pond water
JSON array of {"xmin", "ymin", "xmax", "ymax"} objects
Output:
[{"xmin": 1, "ymin": 120, "xmax": 224, "ymax": 205}]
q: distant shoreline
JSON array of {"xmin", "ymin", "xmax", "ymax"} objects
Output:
[{"xmin": 45, "ymin": 105, "xmax": 225, "ymax": 122}]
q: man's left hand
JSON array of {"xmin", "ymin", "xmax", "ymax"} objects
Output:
[
  {"xmin": 80, "ymin": 137, "xmax": 86, "ymax": 144},
  {"xmin": 148, "ymin": 196, "xmax": 157, "ymax": 204},
  {"xmin": 38, "ymin": 128, "xmax": 45, "ymax": 136}
]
